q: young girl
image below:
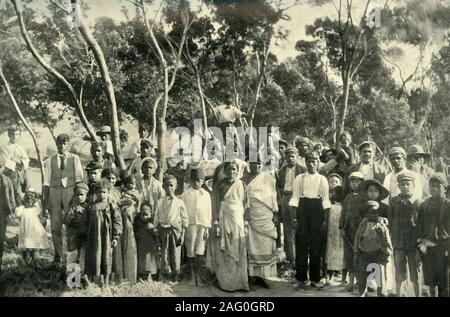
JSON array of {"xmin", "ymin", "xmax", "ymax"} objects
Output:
[
  {"xmin": 80, "ymin": 180, "xmax": 123, "ymax": 286},
  {"xmin": 324, "ymin": 174, "xmax": 345, "ymax": 286},
  {"xmin": 15, "ymin": 188, "xmax": 50, "ymax": 264},
  {"xmin": 134, "ymin": 203, "xmax": 161, "ymax": 281},
  {"xmin": 102, "ymin": 168, "xmax": 121, "ymax": 206},
  {"xmin": 358, "ymin": 179, "xmax": 389, "ymax": 218}
]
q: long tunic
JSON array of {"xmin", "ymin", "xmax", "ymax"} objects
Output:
[
  {"xmin": 209, "ymin": 179, "xmax": 249, "ymax": 291},
  {"xmin": 246, "ymin": 172, "xmax": 278, "ymax": 279},
  {"xmin": 81, "ymin": 201, "xmax": 122, "ymax": 279},
  {"xmin": 16, "ymin": 205, "xmax": 49, "ymax": 250},
  {"xmin": 326, "ymin": 203, "xmax": 345, "ymax": 271}
]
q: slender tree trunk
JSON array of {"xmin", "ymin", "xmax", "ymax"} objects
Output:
[
  {"xmin": 339, "ymin": 72, "xmax": 351, "ymax": 135},
  {"xmin": 11, "ymin": 0, "xmax": 97, "ymax": 141},
  {"xmin": 75, "ymin": 3, "xmax": 126, "ymax": 172},
  {"xmin": 0, "ymin": 65, "xmax": 45, "ymax": 190},
  {"xmin": 151, "ymin": 93, "xmax": 163, "ymax": 141}
]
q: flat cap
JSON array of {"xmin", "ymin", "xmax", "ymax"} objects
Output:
[
  {"xmin": 285, "ymin": 146, "xmax": 298, "ymax": 155},
  {"xmin": 389, "ymin": 146, "xmax": 407, "ymax": 158},
  {"xmin": 348, "ymin": 171, "xmax": 364, "ymax": 180},
  {"xmin": 397, "ymin": 170, "xmax": 416, "ymax": 183},
  {"xmin": 358, "ymin": 141, "xmax": 375, "ymax": 152},
  {"xmin": 429, "ymin": 173, "xmax": 448, "ymax": 187},
  {"xmin": 305, "ymin": 151, "xmax": 320, "ymax": 161},
  {"xmin": 85, "ymin": 161, "xmax": 103, "ymax": 171},
  {"xmin": 75, "ymin": 182, "xmax": 89, "ymax": 192}
]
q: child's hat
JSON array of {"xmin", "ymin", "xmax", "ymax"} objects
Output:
[
  {"xmin": 85, "ymin": 161, "xmax": 103, "ymax": 171},
  {"xmin": 348, "ymin": 171, "xmax": 364, "ymax": 180},
  {"xmin": 285, "ymin": 146, "xmax": 298, "ymax": 155},
  {"xmin": 327, "ymin": 173, "xmax": 343, "ymax": 182},
  {"xmin": 25, "ymin": 187, "xmax": 38, "ymax": 196},
  {"xmin": 358, "ymin": 179, "xmax": 390, "ymax": 201},
  {"xmin": 75, "ymin": 182, "xmax": 89, "ymax": 192},
  {"xmin": 396, "ymin": 170, "xmax": 416, "ymax": 183},
  {"xmin": 366, "ymin": 200, "xmax": 380, "ymax": 210},
  {"xmin": 429, "ymin": 173, "xmax": 448, "ymax": 187},
  {"xmin": 190, "ymin": 168, "xmax": 205, "ymax": 180}
]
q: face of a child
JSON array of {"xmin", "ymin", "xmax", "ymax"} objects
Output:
[
  {"xmin": 8, "ymin": 130, "xmax": 20, "ymax": 144},
  {"xmin": 106, "ymin": 174, "xmax": 117, "ymax": 186},
  {"xmin": 429, "ymin": 181, "xmax": 445, "ymax": 198},
  {"xmin": 328, "ymin": 176, "xmax": 341, "ymax": 190},
  {"xmin": 191, "ymin": 178, "xmax": 204, "ymax": 190},
  {"xmin": 96, "ymin": 188, "xmax": 109, "ymax": 201},
  {"xmin": 140, "ymin": 206, "xmax": 152, "ymax": 220},
  {"xmin": 398, "ymin": 180, "xmax": 414, "ymax": 196},
  {"xmin": 88, "ymin": 169, "xmax": 102, "ymax": 183},
  {"xmin": 141, "ymin": 145, "xmax": 152, "ymax": 157},
  {"xmin": 366, "ymin": 185, "xmax": 380, "ymax": 201},
  {"xmin": 142, "ymin": 162, "xmax": 156, "ymax": 177},
  {"xmin": 340, "ymin": 135, "xmax": 350, "ymax": 148},
  {"xmin": 249, "ymin": 161, "xmax": 262, "ymax": 175},
  {"xmin": 75, "ymin": 189, "xmax": 88, "ymax": 203},
  {"xmin": 225, "ymin": 164, "xmax": 239, "ymax": 181},
  {"xmin": 306, "ymin": 158, "xmax": 319, "ymax": 174},
  {"xmin": 164, "ymin": 179, "xmax": 177, "ymax": 197},
  {"xmin": 127, "ymin": 178, "xmax": 137, "ymax": 190},
  {"xmin": 286, "ymin": 153, "xmax": 296, "ymax": 166},
  {"xmin": 350, "ymin": 178, "xmax": 363, "ymax": 192},
  {"xmin": 24, "ymin": 193, "xmax": 36, "ymax": 207},
  {"xmin": 91, "ymin": 146, "xmax": 103, "ymax": 161}
]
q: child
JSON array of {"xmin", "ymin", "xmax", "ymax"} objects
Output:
[
  {"xmin": 339, "ymin": 171, "xmax": 365, "ymax": 292},
  {"xmin": 324, "ymin": 174, "xmax": 345, "ymax": 286},
  {"xmin": 102, "ymin": 168, "xmax": 121, "ymax": 206},
  {"xmin": 15, "ymin": 188, "xmax": 50, "ymax": 264},
  {"xmin": 154, "ymin": 175, "xmax": 189, "ymax": 283},
  {"xmin": 388, "ymin": 170, "xmax": 420, "ymax": 297},
  {"xmin": 417, "ymin": 173, "xmax": 450, "ymax": 297},
  {"xmin": 85, "ymin": 161, "xmax": 103, "ymax": 203},
  {"xmin": 289, "ymin": 151, "xmax": 331, "ymax": 290},
  {"xmin": 138, "ymin": 157, "xmax": 165, "ymax": 213},
  {"xmin": 64, "ymin": 183, "xmax": 89, "ymax": 266},
  {"xmin": 354, "ymin": 201, "xmax": 392, "ymax": 297},
  {"xmin": 358, "ymin": 179, "xmax": 390, "ymax": 220},
  {"xmin": 80, "ymin": 180, "xmax": 123, "ymax": 286},
  {"xmin": 134, "ymin": 203, "xmax": 161, "ymax": 281},
  {"xmin": 181, "ymin": 168, "xmax": 212, "ymax": 287}
]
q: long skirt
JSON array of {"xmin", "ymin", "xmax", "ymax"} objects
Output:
[
  {"xmin": 326, "ymin": 204, "xmax": 345, "ymax": 271},
  {"xmin": 247, "ymin": 225, "xmax": 277, "ymax": 279}
]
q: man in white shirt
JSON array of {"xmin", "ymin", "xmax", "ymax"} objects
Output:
[
  {"xmin": 383, "ymin": 146, "xmax": 428, "ymax": 203},
  {"xmin": 43, "ymin": 134, "xmax": 84, "ymax": 263},
  {"xmin": 4, "ymin": 126, "xmax": 29, "ymax": 193},
  {"xmin": 289, "ymin": 151, "xmax": 331, "ymax": 290}
]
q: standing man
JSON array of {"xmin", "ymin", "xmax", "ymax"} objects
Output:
[
  {"xmin": 406, "ymin": 144, "xmax": 435, "ymax": 182},
  {"xmin": 4, "ymin": 126, "xmax": 29, "ymax": 193},
  {"xmin": 0, "ymin": 163, "xmax": 16, "ymax": 273},
  {"xmin": 43, "ymin": 134, "xmax": 84, "ymax": 263},
  {"xmin": 289, "ymin": 151, "xmax": 331, "ymax": 289},
  {"xmin": 343, "ymin": 141, "xmax": 387, "ymax": 198},
  {"xmin": 383, "ymin": 146, "xmax": 427, "ymax": 203},
  {"xmin": 276, "ymin": 146, "xmax": 306, "ymax": 265}
]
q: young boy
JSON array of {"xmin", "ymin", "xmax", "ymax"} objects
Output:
[
  {"xmin": 388, "ymin": 170, "xmax": 420, "ymax": 297},
  {"xmin": 181, "ymin": 169, "xmax": 212, "ymax": 287},
  {"xmin": 134, "ymin": 203, "xmax": 161, "ymax": 281},
  {"xmin": 417, "ymin": 173, "xmax": 450, "ymax": 297},
  {"xmin": 138, "ymin": 158, "xmax": 165, "ymax": 213},
  {"xmin": 64, "ymin": 183, "xmax": 89, "ymax": 266},
  {"xmin": 85, "ymin": 161, "xmax": 103, "ymax": 203},
  {"xmin": 339, "ymin": 171, "xmax": 365, "ymax": 292},
  {"xmin": 154, "ymin": 175, "xmax": 189, "ymax": 283},
  {"xmin": 289, "ymin": 151, "xmax": 331, "ymax": 290},
  {"xmin": 80, "ymin": 180, "xmax": 122, "ymax": 286},
  {"xmin": 354, "ymin": 201, "xmax": 392, "ymax": 296}
]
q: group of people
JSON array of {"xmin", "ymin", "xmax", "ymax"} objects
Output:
[{"xmin": 0, "ymin": 123, "xmax": 449, "ymax": 297}]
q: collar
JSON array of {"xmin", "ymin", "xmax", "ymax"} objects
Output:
[{"xmin": 400, "ymin": 195, "xmax": 415, "ymax": 204}]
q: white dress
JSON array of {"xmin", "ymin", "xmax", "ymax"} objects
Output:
[{"xmin": 16, "ymin": 205, "xmax": 50, "ymax": 250}]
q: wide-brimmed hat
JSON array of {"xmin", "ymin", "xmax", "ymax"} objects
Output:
[
  {"xmin": 358, "ymin": 179, "xmax": 390, "ymax": 201},
  {"xmin": 407, "ymin": 144, "xmax": 431, "ymax": 158},
  {"xmin": 96, "ymin": 125, "xmax": 111, "ymax": 135},
  {"xmin": 320, "ymin": 148, "xmax": 337, "ymax": 163}
]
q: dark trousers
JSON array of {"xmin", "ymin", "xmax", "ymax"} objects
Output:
[
  {"xmin": 0, "ymin": 216, "xmax": 6, "ymax": 271},
  {"xmin": 356, "ymin": 251, "xmax": 386, "ymax": 296},
  {"xmin": 295, "ymin": 198, "xmax": 324, "ymax": 283},
  {"xmin": 422, "ymin": 246, "xmax": 449, "ymax": 297}
]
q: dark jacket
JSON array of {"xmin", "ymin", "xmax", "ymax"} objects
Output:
[
  {"xmin": 417, "ymin": 196, "xmax": 450, "ymax": 247},
  {"xmin": 276, "ymin": 163, "xmax": 306, "ymax": 193},
  {"xmin": 388, "ymin": 195, "xmax": 419, "ymax": 250}
]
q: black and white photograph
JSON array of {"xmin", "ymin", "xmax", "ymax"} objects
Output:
[{"xmin": 0, "ymin": 0, "xmax": 449, "ymax": 301}]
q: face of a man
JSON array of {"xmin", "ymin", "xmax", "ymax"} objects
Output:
[
  {"xmin": 92, "ymin": 146, "xmax": 103, "ymax": 161},
  {"xmin": 57, "ymin": 140, "xmax": 69, "ymax": 155},
  {"xmin": 279, "ymin": 144, "xmax": 287, "ymax": 158},
  {"xmin": 360, "ymin": 147, "xmax": 374, "ymax": 164},
  {"xmin": 225, "ymin": 164, "xmax": 239, "ymax": 181},
  {"xmin": 390, "ymin": 154, "xmax": 405, "ymax": 172},
  {"xmin": 286, "ymin": 153, "xmax": 296, "ymax": 167},
  {"xmin": 306, "ymin": 157, "xmax": 319, "ymax": 173},
  {"xmin": 297, "ymin": 143, "xmax": 309, "ymax": 156},
  {"xmin": 410, "ymin": 154, "xmax": 425, "ymax": 166},
  {"xmin": 8, "ymin": 130, "xmax": 20, "ymax": 144}
]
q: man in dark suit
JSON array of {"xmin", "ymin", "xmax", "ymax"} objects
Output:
[
  {"xmin": 276, "ymin": 146, "xmax": 306, "ymax": 264},
  {"xmin": 342, "ymin": 141, "xmax": 388, "ymax": 198},
  {"xmin": 0, "ymin": 166, "xmax": 16, "ymax": 273}
]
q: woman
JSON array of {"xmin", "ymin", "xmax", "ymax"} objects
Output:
[
  {"xmin": 244, "ymin": 159, "xmax": 278, "ymax": 289},
  {"xmin": 208, "ymin": 161, "xmax": 250, "ymax": 291}
]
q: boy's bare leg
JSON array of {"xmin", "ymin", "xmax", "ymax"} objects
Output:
[
  {"xmin": 188, "ymin": 257, "xmax": 196, "ymax": 286},
  {"xmin": 195, "ymin": 256, "xmax": 205, "ymax": 288}
]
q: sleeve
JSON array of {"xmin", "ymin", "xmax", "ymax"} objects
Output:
[
  {"xmin": 64, "ymin": 205, "xmax": 75, "ymax": 225},
  {"xmin": 339, "ymin": 196, "xmax": 348, "ymax": 229},
  {"xmin": 204, "ymin": 193, "xmax": 212, "ymax": 228},
  {"xmin": 15, "ymin": 206, "xmax": 23, "ymax": 218},
  {"xmin": 180, "ymin": 200, "xmax": 189, "ymax": 228},
  {"xmin": 416, "ymin": 202, "xmax": 425, "ymax": 241},
  {"xmin": 382, "ymin": 224, "xmax": 393, "ymax": 255},
  {"xmin": 19, "ymin": 146, "xmax": 30, "ymax": 169},
  {"xmin": 43, "ymin": 158, "xmax": 51, "ymax": 187},
  {"xmin": 387, "ymin": 200, "xmax": 395, "ymax": 231},
  {"xmin": 111, "ymin": 203, "xmax": 123, "ymax": 241},
  {"xmin": 321, "ymin": 177, "xmax": 331, "ymax": 210},
  {"xmin": 319, "ymin": 159, "xmax": 338, "ymax": 175},
  {"xmin": 353, "ymin": 219, "xmax": 366, "ymax": 252},
  {"xmin": 73, "ymin": 155, "xmax": 84, "ymax": 183},
  {"xmin": 7, "ymin": 177, "xmax": 16, "ymax": 214},
  {"xmin": 288, "ymin": 175, "xmax": 301, "ymax": 208},
  {"xmin": 154, "ymin": 199, "xmax": 161, "ymax": 228}
]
